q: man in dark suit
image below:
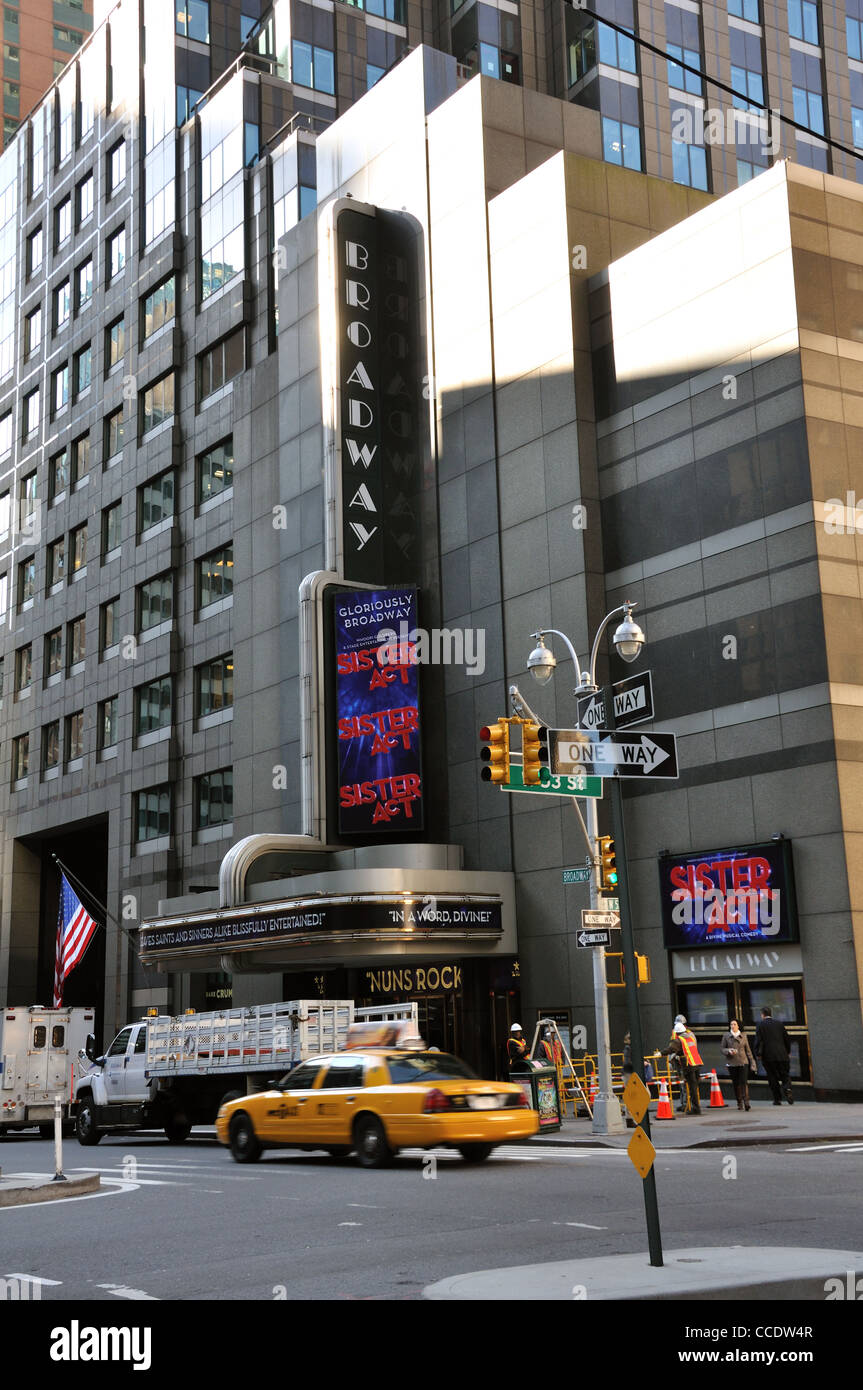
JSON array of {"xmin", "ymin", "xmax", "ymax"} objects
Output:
[{"xmin": 754, "ymin": 1008, "xmax": 793, "ymax": 1105}]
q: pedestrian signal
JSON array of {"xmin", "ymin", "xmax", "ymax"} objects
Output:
[{"xmin": 480, "ymin": 721, "xmax": 510, "ymax": 784}]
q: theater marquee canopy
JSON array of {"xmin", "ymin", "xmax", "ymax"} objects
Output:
[{"xmin": 139, "ymin": 888, "xmax": 514, "ymax": 974}]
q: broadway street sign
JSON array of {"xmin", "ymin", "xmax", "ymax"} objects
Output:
[
  {"xmin": 576, "ymin": 672, "xmax": 654, "ymax": 732},
  {"xmin": 552, "ymin": 729, "xmax": 678, "ymax": 780}
]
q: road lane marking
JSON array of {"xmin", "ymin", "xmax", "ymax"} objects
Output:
[
  {"xmin": 96, "ymin": 1283, "xmax": 159, "ymax": 1301},
  {"xmin": 6, "ymin": 1273, "xmax": 63, "ymax": 1286}
]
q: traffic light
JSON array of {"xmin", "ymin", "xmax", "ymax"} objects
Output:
[
  {"xmin": 480, "ymin": 720, "xmax": 510, "ymax": 784},
  {"xmin": 635, "ymin": 953, "xmax": 651, "ymax": 985},
  {"xmin": 521, "ymin": 722, "xmax": 549, "ymax": 785},
  {"xmin": 598, "ymin": 835, "xmax": 618, "ymax": 891}
]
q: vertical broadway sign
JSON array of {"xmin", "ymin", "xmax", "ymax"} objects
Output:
[{"xmin": 335, "ymin": 205, "xmax": 421, "ymax": 585}]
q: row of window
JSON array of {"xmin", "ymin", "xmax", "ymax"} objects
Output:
[
  {"xmin": 14, "ymin": 545, "xmax": 233, "ymax": 625},
  {"xmin": 11, "ymin": 652, "xmax": 232, "ymax": 726},
  {"xmin": 10, "ymin": 326, "xmax": 245, "ymax": 459}
]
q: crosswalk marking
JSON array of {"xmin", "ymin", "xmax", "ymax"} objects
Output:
[
  {"xmin": 96, "ymin": 1283, "xmax": 158, "ymax": 1301},
  {"xmin": 787, "ymin": 1141, "xmax": 863, "ymax": 1153}
]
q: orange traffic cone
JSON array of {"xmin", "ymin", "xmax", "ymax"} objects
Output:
[
  {"xmin": 655, "ymin": 1077, "xmax": 675, "ymax": 1120},
  {"xmin": 588, "ymin": 1074, "xmax": 598, "ymax": 1109},
  {"xmin": 709, "ymin": 1070, "xmax": 726, "ymax": 1108}
]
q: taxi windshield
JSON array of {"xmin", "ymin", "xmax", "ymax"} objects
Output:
[{"xmin": 385, "ymin": 1052, "xmax": 477, "ymax": 1084}]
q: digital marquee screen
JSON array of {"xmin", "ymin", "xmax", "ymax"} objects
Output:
[
  {"xmin": 658, "ymin": 839, "xmax": 799, "ymax": 949},
  {"xmin": 334, "ymin": 588, "xmax": 423, "ymax": 834}
]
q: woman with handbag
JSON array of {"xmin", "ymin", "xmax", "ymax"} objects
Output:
[{"xmin": 720, "ymin": 1019, "xmax": 757, "ymax": 1111}]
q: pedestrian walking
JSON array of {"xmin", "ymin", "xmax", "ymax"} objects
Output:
[
  {"xmin": 720, "ymin": 1019, "xmax": 756, "ymax": 1111},
  {"xmin": 660, "ymin": 1021, "xmax": 704, "ymax": 1114},
  {"xmin": 507, "ymin": 1023, "xmax": 530, "ymax": 1074},
  {"xmin": 754, "ymin": 1007, "xmax": 794, "ymax": 1105}
]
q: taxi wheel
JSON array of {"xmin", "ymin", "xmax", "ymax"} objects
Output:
[
  {"xmin": 229, "ymin": 1113, "xmax": 262, "ymax": 1163},
  {"xmin": 458, "ymin": 1144, "xmax": 493, "ymax": 1163},
  {"xmin": 353, "ymin": 1115, "xmax": 392, "ymax": 1168}
]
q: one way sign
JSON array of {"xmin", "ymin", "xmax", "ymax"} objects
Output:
[
  {"xmin": 576, "ymin": 672, "xmax": 654, "ymax": 732},
  {"xmin": 553, "ymin": 729, "xmax": 679, "ymax": 779}
]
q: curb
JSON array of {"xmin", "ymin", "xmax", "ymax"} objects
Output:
[
  {"xmin": 527, "ymin": 1130, "xmax": 863, "ymax": 1150},
  {"xmin": 0, "ymin": 1174, "xmax": 101, "ymax": 1207}
]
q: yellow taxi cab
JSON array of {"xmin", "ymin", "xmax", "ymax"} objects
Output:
[{"xmin": 215, "ymin": 1023, "xmax": 539, "ymax": 1167}]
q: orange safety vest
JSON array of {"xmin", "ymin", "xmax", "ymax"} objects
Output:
[{"xmin": 678, "ymin": 1030, "xmax": 702, "ymax": 1067}]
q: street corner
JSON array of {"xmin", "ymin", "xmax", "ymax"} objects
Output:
[{"xmin": 0, "ymin": 1172, "xmax": 101, "ymax": 1208}]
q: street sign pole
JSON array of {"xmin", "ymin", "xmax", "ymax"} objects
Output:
[
  {"xmin": 605, "ymin": 686, "xmax": 664, "ymax": 1267},
  {"xmin": 584, "ymin": 789, "xmax": 626, "ymax": 1137}
]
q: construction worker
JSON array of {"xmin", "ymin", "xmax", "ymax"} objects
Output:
[
  {"xmin": 660, "ymin": 1020, "xmax": 704, "ymax": 1114},
  {"xmin": 507, "ymin": 1023, "xmax": 530, "ymax": 1074}
]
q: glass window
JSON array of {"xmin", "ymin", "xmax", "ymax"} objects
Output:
[
  {"xmin": 849, "ymin": 5, "xmax": 863, "ymax": 61},
  {"xmin": 138, "ymin": 572, "xmax": 173, "ymax": 631},
  {"xmin": 23, "ymin": 388, "xmax": 39, "ymax": 441},
  {"xmin": 15, "ymin": 643, "xmax": 31, "ymax": 691},
  {"xmin": 100, "ymin": 598, "xmax": 119, "ymax": 653},
  {"xmin": 788, "ymin": 0, "xmax": 819, "ymax": 44},
  {"xmin": 198, "ymin": 438, "xmax": 233, "ymax": 501},
  {"xmin": 55, "ymin": 196, "xmax": 71, "ymax": 248},
  {"xmin": 196, "ymin": 769, "xmax": 233, "ymax": 828},
  {"xmin": 66, "ymin": 710, "xmax": 84, "ymax": 760},
  {"xmin": 201, "ymin": 181, "xmax": 245, "ymax": 300},
  {"xmin": 728, "ymin": 0, "xmax": 760, "ymax": 18},
  {"xmin": 277, "ymin": 1061, "xmax": 323, "ymax": 1090},
  {"xmin": 26, "ymin": 225, "xmax": 43, "ymax": 276},
  {"xmin": 48, "ymin": 536, "xmax": 65, "ymax": 586},
  {"xmin": 24, "ymin": 304, "xmax": 41, "ymax": 358},
  {"xmin": 602, "ymin": 116, "xmax": 642, "ymax": 170},
  {"xmin": 141, "ymin": 373, "xmax": 175, "ymax": 433},
  {"xmin": 108, "ymin": 225, "xmax": 126, "ymax": 280},
  {"xmin": 68, "ymin": 615, "xmax": 85, "ymax": 665},
  {"xmin": 596, "ymin": 20, "xmax": 637, "ymax": 72},
  {"xmin": 0, "ymin": 412, "xmax": 10, "ymax": 458},
  {"xmin": 54, "ymin": 279, "xmax": 71, "ymax": 331},
  {"xmin": 45, "ymin": 628, "xmax": 62, "ymax": 677},
  {"xmin": 74, "ymin": 344, "xmax": 91, "ymax": 398},
  {"xmin": 52, "ymin": 362, "xmax": 69, "ymax": 417},
  {"xmin": 318, "ymin": 1059, "xmax": 365, "ymax": 1089},
  {"xmin": 12, "ymin": 733, "xmax": 29, "ymax": 780},
  {"xmin": 730, "ymin": 29, "xmax": 765, "ymax": 111},
  {"xmin": 176, "ymin": 1, "xmax": 210, "ymax": 42},
  {"xmin": 196, "ymin": 654, "xmax": 233, "ymax": 715},
  {"xmin": 666, "ymin": 4, "xmax": 702, "ymax": 94},
  {"xmin": 292, "ymin": 41, "xmax": 335, "ymax": 93},
  {"xmin": 672, "ymin": 136, "xmax": 709, "ymax": 189},
  {"xmin": 102, "ymin": 502, "xmax": 121, "ymax": 556},
  {"xmin": 108, "ymin": 139, "xmax": 126, "ymax": 194},
  {"xmin": 99, "ymin": 696, "xmax": 118, "ymax": 749},
  {"xmin": 105, "ymin": 408, "xmax": 124, "ymax": 460},
  {"xmin": 20, "ymin": 470, "xmax": 37, "ymax": 520},
  {"xmin": 77, "ymin": 172, "xmax": 93, "ymax": 225},
  {"xmin": 142, "ymin": 276, "xmax": 175, "ymax": 338},
  {"xmin": 197, "ymin": 544, "xmax": 233, "ymax": 608},
  {"xmin": 107, "ymin": 317, "xmax": 125, "ymax": 369},
  {"xmin": 135, "ymin": 785, "xmax": 171, "ymax": 841},
  {"xmin": 50, "ymin": 448, "xmax": 69, "ymax": 499},
  {"xmin": 70, "ymin": 522, "xmax": 87, "ymax": 575},
  {"xmin": 140, "ymin": 470, "xmax": 175, "ymax": 531},
  {"xmin": 43, "ymin": 721, "xmax": 60, "ymax": 771},
  {"xmin": 791, "ymin": 49, "xmax": 824, "ymax": 133},
  {"xmin": 367, "ymin": 62, "xmax": 385, "ymax": 88},
  {"xmin": 76, "ymin": 258, "xmax": 93, "ymax": 310},
  {"xmin": 177, "ymin": 85, "xmax": 204, "ymax": 126},
  {"xmin": 72, "ymin": 434, "xmax": 90, "ymax": 484},
  {"xmin": 385, "ymin": 1053, "xmax": 477, "ymax": 1084},
  {"xmin": 135, "ymin": 675, "xmax": 172, "ymax": 734},
  {"xmin": 199, "ymin": 328, "xmax": 245, "ymax": 399}
]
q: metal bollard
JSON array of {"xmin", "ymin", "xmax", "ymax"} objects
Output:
[{"xmin": 51, "ymin": 1094, "xmax": 67, "ymax": 1183}]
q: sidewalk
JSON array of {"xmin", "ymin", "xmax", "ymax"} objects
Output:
[
  {"xmin": 531, "ymin": 1100, "xmax": 863, "ymax": 1149},
  {"xmin": 424, "ymin": 1245, "xmax": 863, "ymax": 1301}
]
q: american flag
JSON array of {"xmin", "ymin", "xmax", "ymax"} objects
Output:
[{"xmin": 53, "ymin": 872, "xmax": 99, "ymax": 1007}]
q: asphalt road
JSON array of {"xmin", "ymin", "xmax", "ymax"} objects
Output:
[{"xmin": 2, "ymin": 1131, "xmax": 862, "ymax": 1302}]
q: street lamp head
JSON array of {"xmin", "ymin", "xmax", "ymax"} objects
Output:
[
  {"xmin": 527, "ymin": 634, "xmax": 556, "ymax": 686},
  {"xmin": 613, "ymin": 604, "xmax": 645, "ymax": 664}
]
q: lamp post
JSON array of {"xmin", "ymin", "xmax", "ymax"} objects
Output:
[{"xmin": 526, "ymin": 603, "xmax": 645, "ymax": 1137}]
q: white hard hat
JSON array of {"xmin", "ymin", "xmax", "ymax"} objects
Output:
[
  {"xmin": 511, "ymin": 1023, "xmax": 523, "ymax": 1032},
  {"xmin": 673, "ymin": 1022, "xmax": 686, "ymax": 1034}
]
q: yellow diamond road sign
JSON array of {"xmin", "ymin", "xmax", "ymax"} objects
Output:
[
  {"xmin": 627, "ymin": 1124, "xmax": 657, "ymax": 1179},
  {"xmin": 622, "ymin": 1073, "xmax": 651, "ymax": 1125}
]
